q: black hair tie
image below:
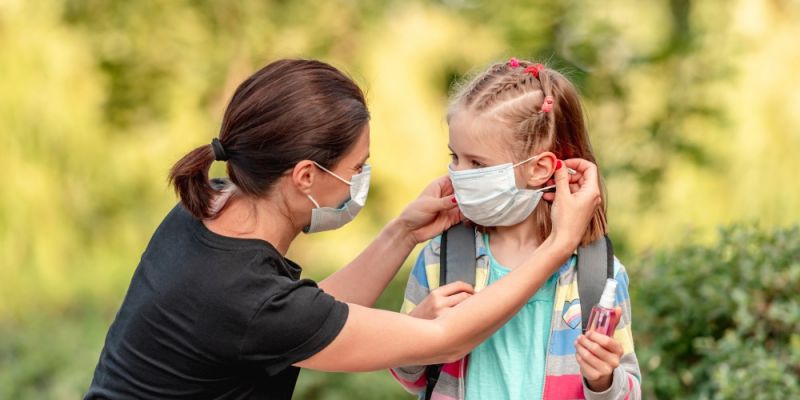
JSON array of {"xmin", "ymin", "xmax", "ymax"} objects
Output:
[{"xmin": 211, "ymin": 138, "xmax": 229, "ymax": 161}]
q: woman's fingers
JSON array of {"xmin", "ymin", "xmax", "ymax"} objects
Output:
[
  {"xmin": 563, "ymin": 158, "xmax": 595, "ymax": 178},
  {"xmin": 423, "ymin": 174, "xmax": 454, "ymax": 198},
  {"xmin": 553, "ymin": 159, "xmax": 571, "ymax": 196},
  {"xmin": 549, "ymin": 158, "xmax": 602, "ymax": 247},
  {"xmin": 397, "ymin": 175, "xmax": 462, "ymax": 244},
  {"xmin": 564, "ymin": 158, "xmax": 600, "ymax": 203}
]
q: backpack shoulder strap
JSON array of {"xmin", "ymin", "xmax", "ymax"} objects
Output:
[
  {"xmin": 425, "ymin": 222, "xmax": 476, "ymax": 400},
  {"xmin": 577, "ymin": 234, "xmax": 614, "ymax": 333},
  {"xmin": 439, "ymin": 222, "xmax": 477, "ymax": 287}
]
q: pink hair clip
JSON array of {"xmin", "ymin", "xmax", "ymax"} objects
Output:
[
  {"xmin": 524, "ymin": 63, "xmax": 545, "ymax": 78},
  {"xmin": 541, "ymin": 96, "xmax": 554, "ymax": 113},
  {"xmin": 508, "ymin": 57, "xmax": 520, "ymax": 68}
]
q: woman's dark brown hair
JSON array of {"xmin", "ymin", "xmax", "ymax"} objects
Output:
[{"xmin": 169, "ymin": 59, "xmax": 370, "ymax": 219}]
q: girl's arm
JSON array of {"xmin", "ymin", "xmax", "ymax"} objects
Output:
[
  {"xmin": 389, "ymin": 247, "xmax": 436, "ymax": 394},
  {"xmin": 578, "ymin": 260, "xmax": 642, "ymax": 400},
  {"xmin": 318, "ymin": 176, "xmax": 461, "ymax": 306},
  {"xmin": 297, "ymin": 159, "xmax": 600, "ymax": 372},
  {"xmin": 389, "ymin": 243, "xmax": 474, "ymax": 393}
]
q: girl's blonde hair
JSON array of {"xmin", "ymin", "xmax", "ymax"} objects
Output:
[{"xmin": 448, "ymin": 59, "xmax": 607, "ymax": 246}]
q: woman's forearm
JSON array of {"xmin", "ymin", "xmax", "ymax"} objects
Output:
[
  {"xmin": 430, "ymin": 235, "xmax": 573, "ymax": 360},
  {"xmin": 299, "ymin": 160, "xmax": 599, "ymax": 372},
  {"xmin": 297, "ymin": 235, "xmax": 575, "ymax": 372},
  {"xmin": 318, "ymin": 218, "xmax": 417, "ymax": 306}
]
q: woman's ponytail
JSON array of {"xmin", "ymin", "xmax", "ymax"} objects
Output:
[
  {"xmin": 168, "ymin": 144, "xmax": 217, "ymax": 219},
  {"xmin": 165, "ymin": 59, "xmax": 369, "ymax": 221}
]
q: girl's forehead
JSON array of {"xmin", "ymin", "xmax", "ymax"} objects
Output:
[{"xmin": 448, "ymin": 111, "xmax": 515, "ymax": 159}]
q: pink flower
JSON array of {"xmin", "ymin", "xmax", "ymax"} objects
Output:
[{"xmin": 508, "ymin": 57, "xmax": 520, "ymax": 68}]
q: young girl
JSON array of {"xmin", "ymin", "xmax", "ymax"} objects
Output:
[{"xmin": 390, "ymin": 59, "xmax": 641, "ymax": 400}]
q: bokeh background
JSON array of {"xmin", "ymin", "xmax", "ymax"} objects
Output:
[{"xmin": 2, "ymin": 0, "xmax": 799, "ymax": 398}]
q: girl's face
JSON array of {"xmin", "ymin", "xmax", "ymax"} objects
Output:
[{"xmin": 447, "ymin": 111, "xmax": 556, "ymax": 188}]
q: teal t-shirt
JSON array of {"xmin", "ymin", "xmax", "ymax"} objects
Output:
[{"xmin": 465, "ymin": 234, "xmax": 557, "ymax": 400}]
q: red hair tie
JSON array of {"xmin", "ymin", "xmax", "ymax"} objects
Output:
[
  {"xmin": 541, "ymin": 96, "xmax": 554, "ymax": 113},
  {"xmin": 524, "ymin": 63, "xmax": 545, "ymax": 78},
  {"xmin": 508, "ymin": 57, "xmax": 520, "ymax": 68}
]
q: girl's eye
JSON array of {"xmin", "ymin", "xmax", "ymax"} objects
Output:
[{"xmin": 471, "ymin": 160, "xmax": 485, "ymax": 168}]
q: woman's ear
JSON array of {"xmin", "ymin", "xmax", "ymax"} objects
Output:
[
  {"xmin": 525, "ymin": 152, "xmax": 557, "ymax": 187},
  {"xmin": 291, "ymin": 160, "xmax": 317, "ymax": 195}
]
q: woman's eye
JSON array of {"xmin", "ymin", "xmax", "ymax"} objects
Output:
[{"xmin": 448, "ymin": 152, "xmax": 458, "ymax": 162}]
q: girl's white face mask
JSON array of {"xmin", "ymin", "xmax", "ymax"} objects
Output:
[
  {"xmin": 449, "ymin": 155, "xmax": 551, "ymax": 227},
  {"xmin": 303, "ymin": 162, "xmax": 371, "ymax": 234}
]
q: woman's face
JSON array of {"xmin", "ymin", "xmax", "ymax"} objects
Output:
[{"xmin": 307, "ymin": 124, "xmax": 371, "ymax": 208}]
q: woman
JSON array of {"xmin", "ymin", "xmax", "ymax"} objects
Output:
[{"xmin": 85, "ymin": 59, "xmax": 602, "ymax": 399}]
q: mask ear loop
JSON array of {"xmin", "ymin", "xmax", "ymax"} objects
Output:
[
  {"xmin": 512, "ymin": 154, "xmax": 539, "ymax": 168},
  {"xmin": 307, "ymin": 194, "xmax": 321, "ymax": 208},
  {"xmin": 539, "ymin": 168, "xmax": 578, "ymax": 193},
  {"xmin": 312, "ymin": 161, "xmax": 353, "ymax": 186},
  {"xmin": 513, "ymin": 155, "xmax": 577, "ymax": 192}
]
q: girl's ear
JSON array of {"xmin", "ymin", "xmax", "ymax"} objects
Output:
[{"xmin": 524, "ymin": 151, "xmax": 557, "ymax": 187}]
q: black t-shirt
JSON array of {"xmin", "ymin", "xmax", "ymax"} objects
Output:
[{"xmin": 85, "ymin": 204, "xmax": 349, "ymax": 399}]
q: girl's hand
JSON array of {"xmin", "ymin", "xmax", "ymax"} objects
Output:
[
  {"xmin": 549, "ymin": 158, "xmax": 602, "ymax": 251},
  {"xmin": 408, "ymin": 281, "xmax": 475, "ymax": 320},
  {"xmin": 575, "ymin": 307, "xmax": 624, "ymax": 392},
  {"xmin": 396, "ymin": 176, "xmax": 463, "ymax": 244}
]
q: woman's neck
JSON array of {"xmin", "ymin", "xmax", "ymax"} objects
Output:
[
  {"xmin": 486, "ymin": 214, "xmax": 542, "ymax": 269},
  {"xmin": 203, "ymin": 192, "xmax": 299, "ymax": 255}
]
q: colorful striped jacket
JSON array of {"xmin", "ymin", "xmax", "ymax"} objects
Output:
[{"xmin": 390, "ymin": 228, "xmax": 642, "ymax": 400}]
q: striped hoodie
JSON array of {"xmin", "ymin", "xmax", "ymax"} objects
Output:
[{"xmin": 390, "ymin": 228, "xmax": 641, "ymax": 400}]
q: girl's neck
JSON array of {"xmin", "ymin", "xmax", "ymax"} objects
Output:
[
  {"xmin": 203, "ymin": 192, "xmax": 299, "ymax": 255},
  {"xmin": 486, "ymin": 214, "xmax": 542, "ymax": 269}
]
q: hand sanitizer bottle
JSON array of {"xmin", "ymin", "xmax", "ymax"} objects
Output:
[{"xmin": 587, "ymin": 278, "xmax": 618, "ymax": 336}]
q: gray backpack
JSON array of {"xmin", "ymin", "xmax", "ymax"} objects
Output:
[{"xmin": 423, "ymin": 222, "xmax": 614, "ymax": 400}]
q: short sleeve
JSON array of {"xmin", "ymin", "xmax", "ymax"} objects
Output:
[{"xmin": 239, "ymin": 278, "xmax": 349, "ymax": 375}]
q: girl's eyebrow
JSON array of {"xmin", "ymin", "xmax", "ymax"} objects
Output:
[{"xmin": 448, "ymin": 145, "xmax": 492, "ymax": 164}]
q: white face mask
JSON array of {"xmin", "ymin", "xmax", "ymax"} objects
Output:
[
  {"xmin": 449, "ymin": 155, "xmax": 552, "ymax": 227},
  {"xmin": 303, "ymin": 162, "xmax": 371, "ymax": 234}
]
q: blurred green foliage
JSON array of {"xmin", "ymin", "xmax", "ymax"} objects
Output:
[
  {"xmin": 1, "ymin": 0, "xmax": 798, "ymax": 398},
  {"xmin": 634, "ymin": 225, "xmax": 800, "ymax": 399}
]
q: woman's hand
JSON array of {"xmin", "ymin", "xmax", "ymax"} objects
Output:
[
  {"xmin": 396, "ymin": 176, "xmax": 463, "ymax": 244},
  {"xmin": 548, "ymin": 159, "xmax": 602, "ymax": 251},
  {"xmin": 575, "ymin": 308, "xmax": 624, "ymax": 392},
  {"xmin": 408, "ymin": 281, "xmax": 474, "ymax": 320}
]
